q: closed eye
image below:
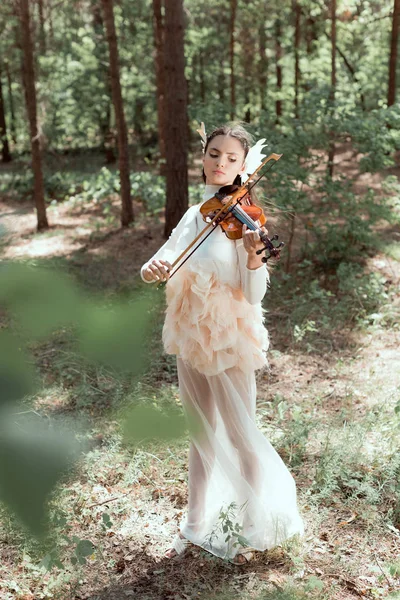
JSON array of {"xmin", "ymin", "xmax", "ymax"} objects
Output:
[{"xmin": 210, "ymin": 153, "xmax": 237, "ymax": 162}]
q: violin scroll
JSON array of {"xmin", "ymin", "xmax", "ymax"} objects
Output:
[{"xmin": 256, "ymin": 234, "xmax": 285, "ymax": 262}]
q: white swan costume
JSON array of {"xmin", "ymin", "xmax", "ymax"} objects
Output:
[{"xmin": 140, "ymin": 184, "xmax": 305, "ymax": 560}]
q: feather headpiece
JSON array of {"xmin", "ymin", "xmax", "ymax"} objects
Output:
[{"xmin": 196, "ymin": 121, "xmax": 268, "ymax": 183}]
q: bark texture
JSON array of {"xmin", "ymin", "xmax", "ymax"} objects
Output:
[
  {"xmin": 388, "ymin": 0, "xmax": 399, "ymax": 106},
  {"xmin": 327, "ymin": 0, "xmax": 337, "ymax": 178},
  {"xmin": 19, "ymin": 0, "xmax": 48, "ymax": 230},
  {"xmin": 229, "ymin": 0, "xmax": 237, "ymax": 120},
  {"xmin": 153, "ymin": 0, "xmax": 166, "ymax": 160},
  {"xmin": 294, "ymin": 0, "xmax": 301, "ymax": 119},
  {"xmin": 275, "ymin": 18, "xmax": 282, "ymax": 122},
  {"xmin": 163, "ymin": 0, "xmax": 188, "ymax": 238},
  {"xmin": 0, "ymin": 66, "xmax": 12, "ymax": 163},
  {"xmin": 101, "ymin": 0, "xmax": 133, "ymax": 227},
  {"xmin": 259, "ymin": 16, "xmax": 268, "ymax": 111}
]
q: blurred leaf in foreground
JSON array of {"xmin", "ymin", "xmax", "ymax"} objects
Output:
[
  {"xmin": 0, "ymin": 331, "xmax": 36, "ymax": 406},
  {"xmin": 0, "ymin": 262, "xmax": 82, "ymax": 339},
  {"xmin": 123, "ymin": 404, "xmax": 187, "ymax": 444},
  {"xmin": 0, "ymin": 411, "xmax": 81, "ymax": 537},
  {"xmin": 78, "ymin": 291, "xmax": 159, "ymax": 374}
]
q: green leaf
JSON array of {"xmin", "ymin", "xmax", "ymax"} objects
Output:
[
  {"xmin": 0, "ymin": 263, "xmax": 82, "ymax": 339},
  {"xmin": 0, "ymin": 332, "xmax": 36, "ymax": 406},
  {"xmin": 76, "ymin": 539, "xmax": 95, "ymax": 557},
  {"xmin": 123, "ymin": 404, "xmax": 186, "ymax": 444},
  {"xmin": 102, "ymin": 513, "xmax": 112, "ymax": 528},
  {"xmin": 79, "ymin": 295, "xmax": 155, "ymax": 373},
  {"xmin": 0, "ymin": 416, "xmax": 80, "ymax": 536}
]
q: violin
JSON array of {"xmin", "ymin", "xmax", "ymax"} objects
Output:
[
  {"xmin": 157, "ymin": 152, "xmax": 284, "ymax": 287},
  {"xmin": 200, "ymin": 183, "xmax": 284, "ymax": 263}
]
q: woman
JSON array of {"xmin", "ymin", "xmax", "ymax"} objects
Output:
[{"xmin": 140, "ymin": 123, "xmax": 305, "ymax": 565}]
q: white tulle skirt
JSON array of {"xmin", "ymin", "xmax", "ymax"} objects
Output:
[
  {"xmin": 162, "ymin": 265, "xmax": 304, "ymax": 560},
  {"xmin": 175, "ymin": 357, "xmax": 305, "ymax": 561}
]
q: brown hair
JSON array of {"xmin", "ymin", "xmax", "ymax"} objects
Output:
[{"xmin": 202, "ymin": 122, "xmax": 259, "ymax": 205}]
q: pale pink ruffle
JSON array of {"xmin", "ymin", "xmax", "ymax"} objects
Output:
[{"xmin": 162, "ymin": 267, "xmax": 269, "ymax": 376}]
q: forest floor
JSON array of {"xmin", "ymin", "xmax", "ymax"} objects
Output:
[{"xmin": 0, "ymin": 144, "xmax": 399, "ymax": 600}]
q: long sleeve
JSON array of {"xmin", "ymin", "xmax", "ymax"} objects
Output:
[
  {"xmin": 140, "ymin": 204, "xmax": 199, "ymax": 283},
  {"xmin": 235, "ymin": 238, "xmax": 269, "ymax": 305}
]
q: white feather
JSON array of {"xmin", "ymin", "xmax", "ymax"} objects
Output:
[
  {"xmin": 196, "ymin": 121, "xmax": 207, "ymax": 151},
  {"xmin": 240, "ymin": 138, "xmax": 268, "ymax": 183}
]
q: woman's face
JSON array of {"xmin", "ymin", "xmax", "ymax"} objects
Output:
[{"xmin": 202, "ymin": 134, "xmax": 246, "ymax": 187}]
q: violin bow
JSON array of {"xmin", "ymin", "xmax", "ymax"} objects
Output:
[{"xmin": 158, "ymin": 152, "xmax": 283, "ymax": 288}]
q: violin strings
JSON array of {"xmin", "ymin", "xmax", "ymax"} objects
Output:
[{"xmin": 230, "ymin": 203, "xmax": 260, "ymax": 231}]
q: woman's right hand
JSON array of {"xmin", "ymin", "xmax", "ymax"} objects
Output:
[{"xmin": 142, "ymin": 259, "xmax": 172, "ymax": 283}]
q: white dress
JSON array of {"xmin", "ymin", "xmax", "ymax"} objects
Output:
[{"xmin": 140, "ymin": 184, "xmax": 305, "ymax": 560}]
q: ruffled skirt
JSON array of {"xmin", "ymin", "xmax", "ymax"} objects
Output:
[
  {"xmin": 162, "ymin": 266, "xmax": 269, "ymax": 376},
  {"xmin": 161, "ymin": 265, "xmax": 304, "ymax": 560}
]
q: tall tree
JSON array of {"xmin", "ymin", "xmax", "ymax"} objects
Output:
[
  {"xmin": 293, "ymin": 0, "xmax": 301, "ymax": 119},
  {"xmin": 388, "ymin": 0, "xmax": 399, "ymax": 106},
  {"xmin": 275, "ymin": 17, "xmax": 283, "ymax": 122},
  {"xmin": 37, "ymin": 0, "xmax": 46, "ymax": 54},
  {"xmin": 153, "ymin": 0, "xmax": 166, "ymax": 161},
  {"xmin": 258, "ymin": 12, "xmax": 268, "ymax": 112},
  {"xmin": 5, "ymin": 62, "xmax": 16, "ymax": 145},
  {"xmin": 19, "ymin": 0, "xmax": 48, "ymax": 231},
  {"xmin": 0, "ymin": 66, "xmax": 12, "ymax": 163},
  {"xmin": 101, "ymin": 0, "xmax": 133, "ymax": 227},
  {"xmin": 163, "ymin": 0, "xmax": 188, "ymax": 237},
  {"xmin": 91, "ymin": 0, "xmax": 115, "ymax": 163},
  {"xmin": 229, "ymin": 0, "xmax": 237, "ymax": 120},
  {"xmin": 327, "ymin": 0, "xmax": 337, "ymax": 178},
  {"xmin": 241, "ymin": 6, "xmax": 255, "ymax": 123}
]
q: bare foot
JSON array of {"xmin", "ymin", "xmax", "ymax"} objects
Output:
[
  {"xmin": 164, "ymin": 532, "xmax": 186, "ymax": 559},
  {"xmin": 230, "ymin": 550, "xmax": 254, "ymax": 565}
]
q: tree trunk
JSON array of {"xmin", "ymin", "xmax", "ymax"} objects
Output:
[
  {"xmin": 91, "ymin": 0, "xmax": 115, "ymax": 163},
  {"xmin": 218, "ymin": 57, "xmax": 225, "ymax": 103},
  {"xmin": 327, "ymin": 0, "xmax": 336, "ymax": 178},
  {"xmin": 163, "ymin": 0, "xmax": 188, "ymax": 238},
  {"xmin": 19, "ymin": 0, "xmax": 48, "ymax": 231},
  {"xmin": 242, "ymin": 12, "xmax": 254, "ymax": 123},
  {"xmin": 275, "ymin": 18, "xmax": 282, "ymax": 122},
  {"xmin": 199, "ymin": 54, "xmax": 206, "ymax": 103},
  {"xmin": 388, "ymin": 0, "xmax": 399, "ymax": 106},
  {"xmin": 0, "ymin": 67, "xmax": 12, "ymax": 163},
  {"xmin": 101, "ymin": 0, "xmax": 133, "ymax": 227},
  {"xmin": 324, "ymin": 31, "xmax": 366, "ymax": 111},
  {"xmin": 305, "ymin": 16, "xmax": 317, "ymax": 54},
  {"xmin": 229, "ymin": 0, "xmax": 237, "ymax": 120},
  {"xmin": 5, "ymin": 63, "xmax": 17, "ymax": 145},
  {"xmin": 259, "ymin": 16, "xmax": 268, "ymax": 111},
  {"xmin": 153, "ymin": 0, "xmax": 166, "ymax": 160},
  {"xmin": 294, "ymin": 0, "xmax": 301, "ymax": 119},
  {"xmin": 37, "ymin": 0, "xmax": 46, "ymax": 54}
]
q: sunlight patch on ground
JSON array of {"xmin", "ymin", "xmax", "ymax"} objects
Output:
[{"xmin": 3, "ymin": 234, "xmax": 86, "ymax": 259}]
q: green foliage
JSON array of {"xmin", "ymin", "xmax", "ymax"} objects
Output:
[
  {"xmin": 122, "ymin": 403, "xmax": 187, "ymax": 445},
  {"xmin": 0, "ymin": 261, "xmax": 158, "ymax": 535},
  {"xmin": 269, "ymin": 397, "xmax": 315, "ymax": 468},
  {"xmin": 0, "ymin": 332, "xmax": 36, "ymax": 406},
  {"xmin": 204, "ymin": 500, "xmax": 252, "ymax": 557},
  {"xmin": 131, "ymin": 171, "xmax": 165, "ymax": 215},
  {"xmin": 268, "ymin": 257, "xmax": 396, "ymax": 354},
  {"xmin": 342, "ymin": 105, "xmax": 400, "ymax": 172},
  {"xmin": 0, "ymin": 414, "xmax": 80, "ymax": 536},
  {"xmin": 0, "ymin": 263, "xmax": 82, "ymax": 340},
  {"xmin": 310, "ymin": 412, "xmax": 400, "ymax": 517}
]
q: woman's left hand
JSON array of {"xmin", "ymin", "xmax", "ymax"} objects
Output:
[{"xmin": 242, "ymin": 224, "xmax": 268, "ymax": 255}]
